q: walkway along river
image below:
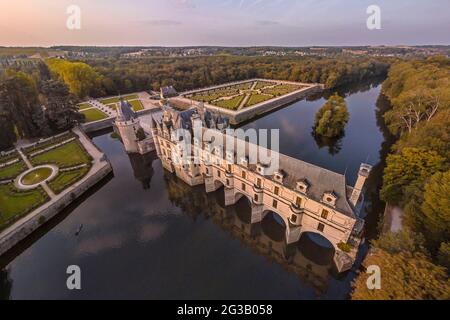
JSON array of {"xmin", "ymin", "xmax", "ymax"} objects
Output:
[{"xmin": 0, "ymin": 79, "xmax": 394, "ymax": 299}]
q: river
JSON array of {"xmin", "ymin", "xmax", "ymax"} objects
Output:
[{"xmin": 0, "ymin": 80, "xmax": 392, "ymax": 299}]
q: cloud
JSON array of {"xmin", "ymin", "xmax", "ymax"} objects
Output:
[
  {"xmin": 142, "ymin": 19, "xmax": 182, "ymax": 26},
  {"xmin": 173, "ymin": 0, "xmax": 196, "ymax": 9},
  {"xmin": 255, "ymin": 20, "xmax": 280, "ymax": 26}
]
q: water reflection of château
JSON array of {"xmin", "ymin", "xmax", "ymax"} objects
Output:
[
  {"xmin": 127, "ymin": 152, "xmax": 158, "ymax": 189},
  {"xmin": 162, "ymin": 171, "xmax": 336, "ymax": 294}
]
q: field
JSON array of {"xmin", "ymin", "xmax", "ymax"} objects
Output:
[
  {"xmin": 23, "ymin": 132, "xmax": 75, "ymax": 155},
  {"xmin": 262, "ymin": 84, "xmax": 304, "ymax": 96},
  {"xmin": 129, "ymin": 100, "xmax": 144, "ymax": 111},
  {"xmin": 215, "ymin": 95, "xmax": 245, "ymax": 110},
  {"xmin": 187, "ymin": 80, "xmax": 304, "ymax": 110},
  {"xmin": 48, "ymin": 167, "xmax": 89, "ymax": 194},
  {"xmin": 0, "ymin": 184, "xmax": 49, "ymax": 231},
  {"xmin": 100, "ymin": 94, "xmax": 139, "ymax": 105},
  {"xmin": 21, "ymin": 167, "xmax": 53, "ymax": 185},
  {"xmin": 78, "ymin": 103, "xmax": 93, "ymax": 110},
  {"xmin": 80, "ymin": 108, "xmax": 108, "ymax": 122},
  {"xmin": 0, "ymin": 161, "xmax": 26, "ymax": 180},
  {"xmin": 31, "ymin": 141, "xmax": 91, "ymax": 168},
  {"xmin": 245, "ymin": 94, "xmax": 273, "ymax": 107}
]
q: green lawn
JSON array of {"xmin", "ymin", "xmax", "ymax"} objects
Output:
[
  {"xmin": 80, "ymin": 108, "xmax": 108, "ymax": 123},
  {"xmin": 254, "ymin": 81, "xmax": 277, "ymax": 90},
  {"xmin": 0, "ymin": 161, "xmax": 26, "ymax": 180},
  {"xmin": 100, "ymin": 94, "xmax": 139, "ymax": 105},
  {"xmin": 0, "ymin": 184, "xmax": 48, "ymax": 231},
  {"xmin": 215, "ymin": 95, "xmax": 245, "ymax": 110},
  {"xmin": 262, "ymin": 84, "xmax": 303, "ymax": 96},
  {"xmin": 23, "ymin": 132, "xmax": 75, "ymax": 155},
  {"xmin": 128, "ymin": 100, "xmax": 144, "ymax": 111},
  {"xmin": 21, "ymin": 167, "xmax": 52, "ymax": 185},
  {"xmin": 48, "ymin": 167, "xmax": 89, "ymax": 194},
  {"xmin": 245, "ymin": 94, "xmax": 273, "ymax": 107},
  {"xmin": 107, "ymin": 103, "xmax": 117, "ymax": 110},
  {"xmin": 78, "ymin": 103, "xmax": 93, "ymax": 110},
  {"xmin": 0, "ymin": 151, "xmax": 19, "ymax": 165},
  {"xmin": 31, "ymin": 141, "xmax": 91, "ymax": 168}
]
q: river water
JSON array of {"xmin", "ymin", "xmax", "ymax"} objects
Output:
[{"xmin": 0, "ymin": 80, "xmax": 390, "ymax": 299}]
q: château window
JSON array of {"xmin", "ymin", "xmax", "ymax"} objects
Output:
[
  {"xmin": 206, "ymin": 168, "xmax": 209, "ymax": 174},
  {"xmin": 226, "ymin": 179, "xmax": 230, "ymax": 186},
  {"xmin": 242, "ymin": 171, "xmax": 246, "ymax": 179},
  {"xmin": 242, "ymin": 183, "xmax": 246, "ymax": 191},
  {"xmin": 295, "ymin": 197, "xmax": 302, "ymax": 207},
  {"xmin": 272, "ymin": 200, "xmax": 278, "ymax": 209},
  {"xmin": 257, "ymin": 178, "xmax": 262, "ymax": 188},
  {"xmin": 317, "ymin": 223, "xmax": 325, "ymax": 232},
  {"xmin": 274, "ymin": 186, "xmax": 280, "ymax": 196},
  {"xmin": 291, "ymin": 215, "xmax": 297, "ymax": 223},
  {"xmin": 321, "ymin": 209, "xmax": 329, "ymax": 219},
  {"xmin": 228, "ymin": 164, "xmax": 232, "ymax": 172},
  {"xmin": 217, "ymin": 170, "xmax": 221, "ymax": 177},
  {"xmin": 254, "ymin": 194, "xmax": 258, "ymax": 201}
]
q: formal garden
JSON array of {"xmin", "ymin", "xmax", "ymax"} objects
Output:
[
  {"xmin": 0, "ymin": 134, "xmax": 92, "ymax": 231},
  {"xmin": 186, "ymin": 80, "xmax": 304, "ymax": 110},
  {"xmin": 77, "ymin": 94, "xmax": 144, "ymax": 122}
]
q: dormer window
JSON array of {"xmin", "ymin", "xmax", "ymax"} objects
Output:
[
  {"xmin": 322, "ymin": 191, "xmax": 338, "ymax": 207},
  {"xmin": 273, "ymin": 171, "xmax": 285, "ymax": 184},
  {"xmin": 296, "ymin": 179, "xmax": 309, "ymax": 194},
  {"xmin": 256, "ymin": 162, "xmax": 269, "ymax": 176}
]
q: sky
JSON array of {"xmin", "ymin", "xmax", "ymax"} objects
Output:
[{"xmin": 0, "ymin": 0, "xmax": 449, "ymax": 47}]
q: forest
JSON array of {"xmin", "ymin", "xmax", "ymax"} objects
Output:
[
  {"xmin": 352, "ymin": 56, "xmax": 450, "ymax": 299},
  {"xmin": 83, "ymin": 55, "xmax": 390, "ymax": 97}
]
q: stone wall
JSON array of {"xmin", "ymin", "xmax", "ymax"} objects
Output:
[{"xmin": 81, "ymin": 117, "xmax": 115, "ymax": 133}]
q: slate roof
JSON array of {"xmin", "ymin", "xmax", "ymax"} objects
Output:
[{"xmin": 117, "ymin": 100, "xmax": 136, "ymax": 122}]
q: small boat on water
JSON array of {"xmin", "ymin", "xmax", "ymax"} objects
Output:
[{"xmin": 75, "ymin": 224, "xmax": 83, "ymax": 236}]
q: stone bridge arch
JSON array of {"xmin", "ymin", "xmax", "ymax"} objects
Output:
[
  {"xmin": 298, "ymin": 226, "xmax": 340, "ymax": 252},
  {"xmin": 261, "ymin": 210, "xmax": 287, "ymax": 243}
]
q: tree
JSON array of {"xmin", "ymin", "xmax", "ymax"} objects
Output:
[
  {"xmin": 313, "ymin": 93, "xmax": 349, "ymax": 138},
  {"xmin": 351, "ymin": 249, "xmax": 450, "ymax": 300},
  {"xmin": 40, "ymin": 79, "xmax": 82, "ymax": 132},
  {"xmin": 419, "ymin": 170, "xmax": 450, "ymax": 250},
  {"xmin": 371, "ymin": 229, "xmax": 426, "ymax": 255},
  {"xmin": 380, "ymin": 147, "xmax": 446, "ymax": 204},
  {"xmin": 46, "ymin": 58, "xmax": 104, "ymax": 98},
  {"xmin": 0, "ymin": 70, "xmax": 41, "ymax": 139},
  {"xmin": 437, "ymin": 242, "xmax": 450, "ymax": 271}
]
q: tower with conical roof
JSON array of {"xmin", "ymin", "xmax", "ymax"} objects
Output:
[{"xmin": 115, "ymin": 99, "xmax": 142, "ymax": 153}]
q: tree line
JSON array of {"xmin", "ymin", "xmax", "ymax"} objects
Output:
[
  {"xmin": 0, "ymin": 62, "xmax": 81, "ymax": 151},
  {"xmin": 352, "ymin": 56, "xmax": 450, "ymax": 299},
  {"xmin": 79, "ymin": 55, "xmax": 390, "ymax": 98}
]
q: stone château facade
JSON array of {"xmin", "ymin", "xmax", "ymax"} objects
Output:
[{"xmin": 116, "ymin": 101, "xmax": 372, "ymax": 272}]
